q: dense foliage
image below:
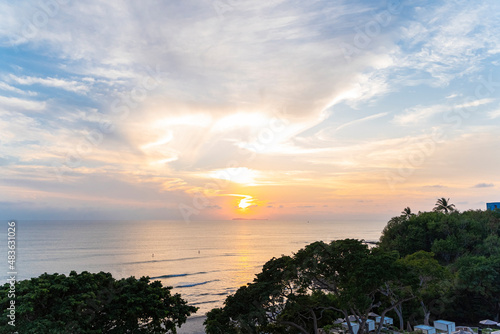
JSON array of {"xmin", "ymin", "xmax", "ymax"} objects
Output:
[
  {"xmin": 379, "ymin": 208, "xmax": 500, "ymax": 323},
  {"xmin": 379, "ymin": 209, "xmax": 500, "ymax": 263},
  {"xmin": 205, "ymin": 239, "xmax": 417, "ymax": 334},
  {"xmin": 207, "ymin": 206, "xmax": 500, "ymax": 333},
  {"xmin": 0, "ymin": 271, "xmax": 197, "ymax": 333}
]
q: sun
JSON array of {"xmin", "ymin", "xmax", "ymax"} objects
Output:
[
  {"xmin": 238, "ymin": 196, "xmax": 253, "ymax": 209},
  {"xmin": 227, "ymin": 194, "xmax": 256, "ymax": 211}
]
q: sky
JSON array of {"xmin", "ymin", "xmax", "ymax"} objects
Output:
[{"xmin": 1, "ymin": 0, "xmax": 500, "ymax": 222}]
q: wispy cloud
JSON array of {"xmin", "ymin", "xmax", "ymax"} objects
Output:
[
  {"xmin": 0, "ymin": 82, "xmax": 36, "ymax": 95},
  {"xmin": 473, "ymin": 183, "xmax": 494, "ymax": 188},
  {"xmin": 488, "ymin": 108, "xmax": 500, "ymax": 119},
  {"xmin": 336, "ymin": 112, "xmax": 388, "ymax": 131},
  {"xmin": 0, "ymin": 1, "xmax": 499, "ymax": 219},
  {"xmin": 456, "ymin": 98, "xmax": 495, "ymax": 109},
  {"xmin": 395, "ymin": 1, "xmax": 500, "ymax": 86},
  {"xmin": 393, "ymin": 104, "xmax": 448, "ymax": 125},
  {"xmin": 393, "ymin": 99, "xmax": 494, "ymax": 125},
  {"xmin": 7, "ymin": 75, "xmax": 89, "ymax": 93},
  {"xmin": 0, "ymin": 95, "xmax": 45, "ymax": 110}
]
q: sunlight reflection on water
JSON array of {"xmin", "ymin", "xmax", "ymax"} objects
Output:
[{"xmin": 0, "ymin": 219, "xmax": 386, "ymax": 315}]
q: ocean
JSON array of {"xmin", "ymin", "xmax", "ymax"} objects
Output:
[{"xmin": 0, "ymin": 219, "xmax": 387, "ymax": 332}]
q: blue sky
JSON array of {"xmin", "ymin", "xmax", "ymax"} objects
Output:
[{"xmin": 1, "ymin": 0, "xmax": 500, "ymax": 221}]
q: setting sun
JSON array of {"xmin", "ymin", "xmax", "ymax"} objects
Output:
[
  {"xmin": 3, "ymin": 0, "xmax": 499, "ymax": 228},
  {"xmin": 237, "ymin": 195, "xmax": 253, "ymax": 209},
  {"xmin": 2, "ymin": 1, "xmax": 499, "ymax": 332}
]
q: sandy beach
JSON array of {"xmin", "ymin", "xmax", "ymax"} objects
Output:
[{"xmin": 178, "ymin": 316, "xmax": 207, "ymax": 334}]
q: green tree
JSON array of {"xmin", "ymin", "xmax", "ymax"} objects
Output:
[
  {"xmin": 0, "ymin": 271, "xmax": 197, "ymax": 333},
  {"xmin": 379, "ymin": 210, "xmax": 500, "ymax": 263},
  {"xmin": 402, "ymin": 207, "xmax": 415, "ymax": 219},
  {"xmin": 206, "ymin": 239, "xmax": 416, "ymax": 334},
  {"xmin": 433, "ymin": 198, "xmax": 456, "ymax": 214},
  {"xmin": 205, "ymin": 255, "xmax": 337, "ymax": 334},
  {"xmin": 400, "ymin": 251, "xmax": 452, "ymax": 326},
  {"xmin": 451, "ymin": 255, "xmax": 500, "ymax": 322},
  {"xmin": 379, "ymin": 211, "xmax": 444, "ymax": 257},
  {"xmin": 380, "ymin": 208, "xmax": 500, "ymax": 324},
  {"xmin": 478, "ymin": 234, "xmax": 500, "ymax": 257},
  {"xmin": 295, "ymin": 240, "xmax": 417, "ymax": 334}
]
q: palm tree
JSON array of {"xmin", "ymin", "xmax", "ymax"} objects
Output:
[
  {"xmin": 401, "ymin": 207, "xmax": 414, "ymax": 218},
  {"xmin": 433, "ymin": 198, "xmax": 456, "ymax": 213}
]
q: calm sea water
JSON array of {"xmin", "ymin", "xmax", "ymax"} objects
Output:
[{"xmin": 0, "ymin": 219, "xmax": 386, "ymax": 317}]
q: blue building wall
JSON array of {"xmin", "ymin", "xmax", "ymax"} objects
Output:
[{"xmin": 487, "ymin": 202, "xmax": 500, "ymax": 210}]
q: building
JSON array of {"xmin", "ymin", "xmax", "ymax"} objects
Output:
[
  {"xmin": 434, "ymin": 320, "xmax": 455, "ymax": 334},
  {"xmin": 375, "ymin": 316, "xmax": 393, "ymax": 325},
  {"xmin": 415, "ymin": 325, "xmax": 436, "ymax": 334},
  {"xmin": 487, "ymin": 202, "xmax": 500, "ymax": 210},
  {"xmin": 342, "ymin": 322, "xmax": 360, "ymax": 334}
]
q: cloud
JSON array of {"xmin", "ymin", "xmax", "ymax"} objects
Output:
[
  {"xmin": 394, "ymin": 1, "xmax": 500, "ymax": 86},
  {"xmin": 393, "ymin": 104, "xmax": 448, "ymax": 125},
  {"xmin": 0, "ymin": 1, "xmax": 500, "ymax": 219},
  {"xmin": 7, "ymin": 75, "xmax": 90, "ymax": 93},
  {"xmin": 1, "ymin": 1, "xmax": 401, "ymax": 121},
  {"xmin": 456, "ymin": 99, "xmax": 495, "ymax": 109},
  {"xmin": 473, "ymin": 183, "xmax": 494, "ymax": 188},
  {"xmin": 0, "ymin": 81, "xmax": 36, "ymax": 95},
  {"xmin": 0, "ymin": 95, "xmax": 45, "ymax": 110},
  {"xmin": 336, "ymin": 112, "xmax": 388, "ymax": 132},
  {"xmin": 488, "ymin": 108, "xmax": 500, "ymax": 119},
  {"xmin": 393, "ymin": 99, "xmax": 494, "ymax": 125}
]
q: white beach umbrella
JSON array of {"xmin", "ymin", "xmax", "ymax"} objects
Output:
[
  {"xmin": 452, "ymin": 330, "xmax": 473, "ymax": 334},
  {"xmin": 480, "ymin": 320, "xmax": 498, "ymax": 326},
  {"xmin": 346, "ymin": 315, "xmax": 358, "ymax": 322}
]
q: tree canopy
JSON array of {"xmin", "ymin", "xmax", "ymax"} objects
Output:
[
  {"xmin": 0, "ymin": 271, "xmax": 197, "ymax": 333},
  {"xmin": 207, "ymin": 207, "xmax": 500, "ymax": 333},
  {"xmin": 401, "ymin": 207, "xmax": 414, "ymax": 218},
  {"xmin": 399, "ymin": 251, "xmax": 452, "ymax": 326},
  {"xmin": 205, "ymin": 239, "xmax": 417, "ymax": 334},
  {"xmin": 379, "ymin": 209, "xmax": 500, "ymax": 264},
  {"xmin": 379, "ymin": 208, "xmax": 500, "ymax": 322},
  {"xmin": 433, "ymin": 198, "xmax": 456, "ymax": 214}
]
